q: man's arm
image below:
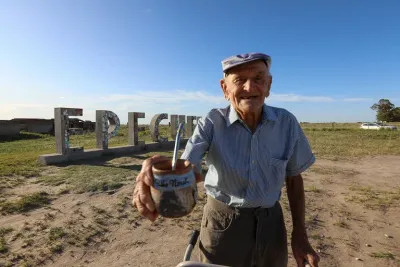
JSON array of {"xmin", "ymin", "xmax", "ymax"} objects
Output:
[
  {"xmin": 285, "ymin": 113, "xmax": 319, "ymax": 266},
  {"xmin": 286, "ymin": 174, "xmax": 306, "ymax": 234},
  {"xmin": 181, "ymin": 116, "xmax": 213, "ymax": 182},
  {"xmin": 285, "ymin": 113, "xmax": 314, "ymax": 232}
]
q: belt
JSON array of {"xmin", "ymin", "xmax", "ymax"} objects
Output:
[{"xmin": 206, "ymin": 195, "xmax": 277, "ymax": 215}]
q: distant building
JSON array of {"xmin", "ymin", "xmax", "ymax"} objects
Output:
[
  {"xmin": 0, "ymin": 120, "xmax": 21, "ymax": 136},
  {"xmin": 0, "ymin": 118, "xmax": 96, "ymax": 136}
]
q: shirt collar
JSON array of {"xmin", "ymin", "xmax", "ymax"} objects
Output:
[{"xmin": 226, "ymin": 103, "xmax": 277, "ymax": 127}]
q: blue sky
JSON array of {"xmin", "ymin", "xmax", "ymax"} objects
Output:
[{"xmin": 0, "ymin": 0, "xmax": 399, "ymax": 124}]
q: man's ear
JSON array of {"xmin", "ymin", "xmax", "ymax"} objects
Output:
[
  {"xmin": 220, "ymin": 78, "xmax": 229, "ymax": 100},
  {"xmin": 265, "ymin": 75, "xmax": 273, "ymax": 98}
]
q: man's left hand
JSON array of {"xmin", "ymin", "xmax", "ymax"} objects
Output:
[{"xmin": 291, "ymin": 230, "xmax": 320, "ymax": 267}]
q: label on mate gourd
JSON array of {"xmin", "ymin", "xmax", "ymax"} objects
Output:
[{"xmin": 153, "ymin": 170, "xmax": 195, "ymax": 191}]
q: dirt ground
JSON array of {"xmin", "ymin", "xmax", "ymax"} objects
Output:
[{"xmin": 1, "ymin": 155, "xmax": 400, "ymax": 267}]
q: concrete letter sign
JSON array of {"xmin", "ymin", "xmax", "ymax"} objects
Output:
[
  {"xmin": 186, "ymin": 116, "xmax": 196, "ymax": 137},
  {"xmin": 179, "ymin": 115, "xmax": 186, "ymax": 138},
  {"xmin": 150, "ymin": 113, "xmax": 168, "ymax": 142},
  {"xmin": 39, "ymin": 106, "xmax": 202, "ymax": 165},
  {"xmin": 96, "ymin": 110, "xmax": 121, "ymax": 149},
  {"xmin": 170, "ymin": 114, "xmax": 178, "ymax": 140},
  {"xmin": 128, "ymin": 112, "xmax": 145, "ymax": 146},
  {"xmin": 54, "ymin": 107, "xmax": 84, "ymax": 155}
]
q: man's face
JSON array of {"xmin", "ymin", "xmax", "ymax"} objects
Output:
[{"xmin": 220, "ymin": 60, "xmax": 272, "ymax": 116}]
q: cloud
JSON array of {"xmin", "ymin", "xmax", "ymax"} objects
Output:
[
  {"xmin": 343, "ymin": 98, "xmax": 373, "ymax": 102},
  {"xmin": 0, "ymin": 90, "xmax": 337, "ymax": 118},
  {"xmin": 0, "ymin": 103, "xmax": 52, "ymax": 112},
  {"xmin": 98, "ymin": 90, "xmax": 226, "ymax": 105},
  {"xmin": 0, "ymin": 103, "xmax": 55, "ymax": 120},
  {"xmin": 1, "ymin": 89, "xmax": 361, "ymax": 123},
  {"xmin": 98, "ymin": 90, "xmax": 337, "ymax": 104},
  {"xmin": 267, "ymin": 93, "xmax": 335, "ymax": 103}
]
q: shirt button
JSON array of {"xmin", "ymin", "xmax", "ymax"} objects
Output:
[{"xmin": 252, "ymin": 160, "xmax": 256, "ymax": 164}]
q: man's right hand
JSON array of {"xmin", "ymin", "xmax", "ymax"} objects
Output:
[
  {"xmin": 132, "ymin": 154, "xmax": 203, "ymax": 222},
  {"xmin": 132, "ymin": 155, "xmax": 168, "ymax": 222}
]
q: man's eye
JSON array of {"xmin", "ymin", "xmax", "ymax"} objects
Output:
[{"xmin": 254, "ymin": 77, "xmax": 264, "ymax": 83}]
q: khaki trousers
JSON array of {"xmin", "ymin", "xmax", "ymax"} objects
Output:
[{"xmin": 199, "ymin": 196, "xmax": 288, "ymax": 267}]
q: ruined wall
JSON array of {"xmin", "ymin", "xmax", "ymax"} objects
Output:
[
  {"xmin": 0, "ymin": 117, "xmax": 96, "ymax": 136},
  {"xmin": 0, "ymin": 120, "xmax": 20, "ymax": 136},
  {"xmin": 11, "ymin": 118, "xmax": 54, "ymax": 134}
]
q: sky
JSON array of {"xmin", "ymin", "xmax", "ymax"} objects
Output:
[{"xmin": 0, "ymin": 0, "xmax": 399, "ymax": 124}]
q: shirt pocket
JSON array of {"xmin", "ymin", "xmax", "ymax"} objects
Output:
[{"xmin": 268, "ymin": 157, "xmax": 289, "ymax": 191}]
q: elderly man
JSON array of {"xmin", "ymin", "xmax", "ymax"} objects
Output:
[{"xmin": 133, "ymin": 52, "xmax": 320, "ymax": 267}]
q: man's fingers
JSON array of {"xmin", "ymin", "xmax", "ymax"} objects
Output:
[
  {"xmin": 132, "ymin": 185, "xmax": 140, "ymax": 209},
  {"xmin": 306, "ymin": 253, "xmax": 320, "ymax": 267},
  {"xmin": 140, "ymin": 155, "xmax": 169, "ymax": 186},
  {"xmin": 135, "ymin": 195, "xmax": 158, "ymax": 222},
  {"xmin": 294, "ymin": 253, "xmax": 319, "ymax": 267},
  {"xmin": 138, "ymin": 181, "xmax": 156, "ymax": 212},
  {"xmin": 134, "ymin": 180, "xmax": 156, "ymax": 212},
  {"xmin": 133, "ymin": 181, "xmax": 159, "ymax": 222},
  {"xmin": 141, "ymin": 155, "xmax": 169, "ymax": 172},
  {"xmin": 132, "ymin": 155, "xmax": 168, "ymax": 222}
]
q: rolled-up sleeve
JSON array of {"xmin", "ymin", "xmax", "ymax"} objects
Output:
[
  {"xmin": 180, "ymin": 116, "xmax": 213, "ymax": 171},
  {"xmin": 286, "ymin": 117, "xmax": 315, "ymax": 177}
]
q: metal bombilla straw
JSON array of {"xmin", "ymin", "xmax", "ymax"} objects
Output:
[{"xmin": 172, "ymin": 122, "xmax": 185, "ymax": 171}]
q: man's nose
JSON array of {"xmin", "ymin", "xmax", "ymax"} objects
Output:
[{"xmin": 243, "ymin": 79, "xmax": 257, "ymax": 91}]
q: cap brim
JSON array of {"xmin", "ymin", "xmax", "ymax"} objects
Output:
[{"xmin": 223, "ymin": 57, "xmax": 271, "ymax": 73}]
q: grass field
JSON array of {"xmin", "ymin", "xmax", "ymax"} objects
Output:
[
  {"xmin": 1, "ymin": 122, "xmax": 399, "ymax": 178},
  {"xmin": 0, "ymin": 122, "xmax": 400, "ymax": 267}
]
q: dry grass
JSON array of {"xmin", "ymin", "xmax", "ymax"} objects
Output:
[
  {"xmin": 333, "ymin": 219, "xmax": 350, "ymax": 229},
  {"xmin": 0, "ymin": 123, "xmax": 399, "ymax": 180},
  {"xmin": 307, "ymin": 165, "xmax": 361, "ymax": 176},
  {"xmin": 37, "ymin": 165, "xmax": 135, "ymax": 193},
  {"xmin": 346, "ymin": 185, "xmax": 400, "ymax": 210},
  {"xmin": 0, "ymin": 192, "xmax": 51, "ymax": 214},
  {"xmin": 304, "ymin": 127, "xmax": 400, "ymax": 160},
  {"xmin": 305, "ymin": 185, "xmax": 323, "ymax": 193},
  {"xmin": 0, "ymin": 125, "xmax": 168, "ymax": 177},
  {"xmin": 369, "ymin": 251, "xmax": 400, "ymax": 264}
]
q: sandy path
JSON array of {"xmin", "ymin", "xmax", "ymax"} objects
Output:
[{"xmin": 1, "ymin": 156, "xmax": 399, "ymax": 267}]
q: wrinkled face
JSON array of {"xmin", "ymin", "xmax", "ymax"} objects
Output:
[{"xmin": 220, "ymin": 60, "xmax": 272, "ymax": 117}]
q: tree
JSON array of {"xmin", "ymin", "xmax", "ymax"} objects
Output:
[
  {"xmin": 392, "ymin": 107, "xmax": 400, "ymax": 122},
  {"xmin": 370, "ymin": 99, "xmax": 397, "ymax": 122}
]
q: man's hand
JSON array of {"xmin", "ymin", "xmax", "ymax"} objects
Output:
[
  {"xmin": 132, "ymin": 155, "xmax": 203, "ymax": 222},
  {"xmin": 292, "ymin": 230, "xmax": 320, "ymax": 267},
  {"xmin": 132, "ymin": 155, "xmax": 168, "ymax": 222}
]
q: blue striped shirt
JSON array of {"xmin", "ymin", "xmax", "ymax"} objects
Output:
[{"xmin": 181, "ymin": 103, "xmax": 315, "ymax": 208}]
